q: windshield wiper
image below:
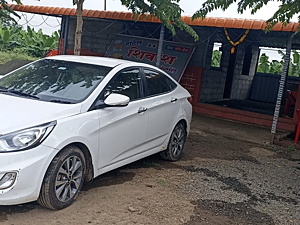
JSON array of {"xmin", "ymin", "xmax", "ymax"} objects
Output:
[
  {"xmin": 49, "ymin": 99, "xmax": 74, "ymax": 104},
  {"xmin": 7, "ymin": 89, "xmax": 40, "ymax": 99}
]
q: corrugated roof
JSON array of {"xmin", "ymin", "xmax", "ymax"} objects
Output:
[{"xmin": 9, "ymin": 4, "xmax": 299, "ymax": 32}]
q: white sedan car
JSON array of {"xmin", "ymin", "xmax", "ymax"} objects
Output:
[{"xmin": 0, "ymin": 55, "xmax": 192, "ymax": 209}]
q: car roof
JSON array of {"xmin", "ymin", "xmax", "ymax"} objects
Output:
[{"xmin": 46, "ymin": 55, "xmax": 150, "ymax": 68}]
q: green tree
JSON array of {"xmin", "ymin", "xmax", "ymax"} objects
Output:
[
  {"xmin": 269, "ymin": 60, "xmax": 283, "ymax": 74},
  {"xmin": 0, "ymin": 0, "xmax": 22, "ymax": 22},
  {"xmin": 257, "ymin": 50, "xmax": 300, "ymax": 76},
  {"xmin": 0, "ymin": 25, "xmax": 21, "ymax": 50},
  {"xmin": 276, "ymin": 49, "xmax": 300, "ymax": 76},
  {"xmin": 211, "ymin": 50, "xmax": 221, "ymax": 67},
  {"xmin": 289, "ymin": 50, "xmax": 300, "ymax": 76},
  {"xmin": 192, "ymin": 0, "xmax": 300, "ymax": 30},
  {"xmin": 120, "ymin": 0, "xmax": 198, "ymax": 40},
  {"xmin": 257, "ymin": 53, "xmax": 271, "ymax": 73},
  {"xmin": 0, "ymin": 9, "xmax": 18, "ymax": 27},
  {"xmin": 21, "ymin": 26, "xmax": 59, "ymax": 57},
  {"xmin": 0, "ymin": 24, "xmax": 59, "ymax": 57}
]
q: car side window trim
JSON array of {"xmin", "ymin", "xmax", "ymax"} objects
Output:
[{"xmin": 89, "ymin": 66, "xmax": 145, "ymax": 111}]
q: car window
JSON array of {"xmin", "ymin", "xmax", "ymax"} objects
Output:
[
  {"xmin": 143, "ymin": 69, "xmax": 177, "ymax": 96},
  {"xmin": 104, "ymin": 68, "xmax": 142, "ymax": 101}
]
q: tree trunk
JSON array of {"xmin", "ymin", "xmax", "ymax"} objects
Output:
[{"xmin": 74, "ymin": 0, "xmax": 84, "ymax": 55}]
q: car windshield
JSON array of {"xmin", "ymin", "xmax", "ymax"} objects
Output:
[{"xmin": 0, "ymin": 59, "xmax": 112, "ymax": 103}]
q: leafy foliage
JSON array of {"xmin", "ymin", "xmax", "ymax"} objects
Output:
[
  {"xmin": 0, "ymin": 0, "xmax": 22, "ymax": 22},
  {"xmin": 257, "ymin": 53, "xmax": 270, "ymax": 73},
  {"xmin": 22, "ymin": 26, "xmax": 59, "ymax": 57},
  {"xmin": 0, "ymin": 25, "xmax": 59, "ymax": 57},
  {"xmin": 120, "ymin": 0, "xmax": 199, "ymax": 40},
  {"xmin": 211, "ymin": 50, "xmax": 221, "ymax": 67},
  {"xmin": 0, "ymin": 9, "xmax": 19, "ymax": 27},
  {"xmin": 257, "ymin": 50, "xmax": 300, "ymax": 76},
  {"xmin": 192, "ymin": 0, "xmax": 300, "ymax": 30},
  {"xmin": 289, "ymin": 50, "xmax": 300, "ymax": 76},
  {"xmin": 269, "ymin": 60, "xmax": 283, "ymax": 74}
]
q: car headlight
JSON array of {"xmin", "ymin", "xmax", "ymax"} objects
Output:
[{"xmin": 0, "ymin": 121, "xmax": 56, "ymax": 152}]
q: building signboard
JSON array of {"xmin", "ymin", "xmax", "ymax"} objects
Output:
[{"xmin": 105, "ymin": 34, "xmax": 195, "ymax": 81}]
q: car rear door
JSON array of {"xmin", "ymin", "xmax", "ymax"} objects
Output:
[{"xmin": 142, "ymin": 68, "xmax": 180, "ymax": 148}]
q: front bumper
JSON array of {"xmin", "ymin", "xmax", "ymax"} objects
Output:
[{"xmin": 0, "ymin": 145, "xmax": 57, "ymax": 205}]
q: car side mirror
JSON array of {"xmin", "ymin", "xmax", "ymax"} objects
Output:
[{"xmin": 104, "ymin": 93, "xmax": 130, "ymax": 107}]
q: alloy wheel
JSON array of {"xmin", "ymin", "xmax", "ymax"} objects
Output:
[{"xmin": 55, "ymin": 155, "xmax": 83, "ymax": 202}]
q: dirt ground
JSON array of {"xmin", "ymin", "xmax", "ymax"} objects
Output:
[{"xmin": 1, "ymin": 114, "xmax": 300, "ymax": 225}]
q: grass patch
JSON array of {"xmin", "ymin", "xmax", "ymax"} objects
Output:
[
  {"xmin": 0, "ymin": 50, "xmax": 39, "ymax": 64},
  {"xmin": 156, "ymin": 178, "xmax": 169, "ymax": 186}
]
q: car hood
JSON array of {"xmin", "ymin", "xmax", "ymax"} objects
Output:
[{"xmin": 0, "ymin": 94, "xmax": 82, "ymax": 134}]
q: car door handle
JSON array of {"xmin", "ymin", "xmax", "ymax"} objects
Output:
[
  {"xmin": 171, "ymin": 97, "xmax": 177, "ymax": 103},
  {"xmin": 138, "ymin": 107, "xmax": 148, "ymax": 113}
]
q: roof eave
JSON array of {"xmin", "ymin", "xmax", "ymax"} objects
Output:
[{"xmin": 8, "ymin": 4, "xmax": 300, "ymax": 32}]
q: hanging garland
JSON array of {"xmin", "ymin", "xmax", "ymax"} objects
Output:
[{"xmin": 224, "ymin": 28, "xmax": 250, "ymax": 54}]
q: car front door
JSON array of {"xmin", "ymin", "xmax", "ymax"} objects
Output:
[{"xmin": 97, "ymin": 68, "xmax": 149, "ymax": 170}]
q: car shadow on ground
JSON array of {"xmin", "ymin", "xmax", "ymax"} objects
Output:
[{"xmin": 0, "ymin": 203, "xmax": 39, "ymax": 222}]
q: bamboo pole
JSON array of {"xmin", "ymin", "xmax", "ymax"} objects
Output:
[{"xmin": 270, "ymin": 32, "xmax": 297, "ymax": 143}]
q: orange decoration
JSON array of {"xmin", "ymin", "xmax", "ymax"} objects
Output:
[{"xmin": 224, "ymin": 28, "xmax": 250, "ymax": 54}]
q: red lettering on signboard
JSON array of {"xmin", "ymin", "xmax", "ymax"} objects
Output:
[
  {"xmin": 127, "ymin": 47, "xmax": 141, "ymax": 58},
  {"xmin": 127, "ymin": 47, "xmax": 177, "ymax": 65},
  {"xmin": 145, "ymin": 52, "xmax": 157, "ymax": 62},
  {"xmin": 161, "ymin": 55, "xmax": 177, "ymax": 65}
]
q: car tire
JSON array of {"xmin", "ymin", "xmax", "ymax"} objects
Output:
[
  {"xmin": 37, "ymin": 146, "xmax": 86, "ymax": 210},
  {"xmin": 160, "ymin": 122, "xmax": 186, "ymax": 161}
]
